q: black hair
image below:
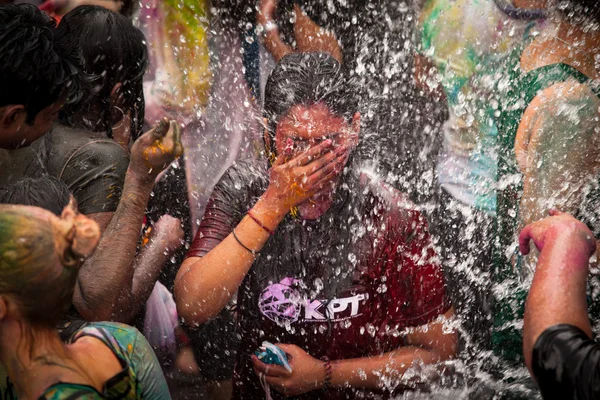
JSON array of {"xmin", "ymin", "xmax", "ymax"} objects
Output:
[
  {"xmin": 494, "ymin": 0, "xmax": 547, "ymax": 20},
  {"xmin": 0, "ymin": 177, "xmax": 71, "ymax": 216},
  {"xmin": 56, "ymin": 6, "xmax": 148, "ymax": 141},
  {"xmin": 0, "ymin": 4, "xmax": 82, "ymax": 124},
  {"xmin": 119, "ymin": 0, "xmax": 137, "ymax": 18},
  {"xmin": 263, "ymin": 52, "xmax": 358, "ymax": 151},
  {"xmin": 557, "ymin": 0, "xmax": 600, "ymax": 24}
]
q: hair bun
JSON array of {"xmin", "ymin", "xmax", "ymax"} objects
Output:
[
  {"xmin": 71, "ymin": 217, "xmax": 100, "ymax": 259},
  {"xmin": 52, "ymin": 209, "xmax": 100, "ymax": 269}
]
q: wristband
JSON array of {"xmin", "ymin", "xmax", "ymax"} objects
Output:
[
  {"xmin": 232, "ymin": 228, "xmax": 257, "ymax": 257},
  {"xmin": 248, "ymin": 210, "xmax": 274, "ymax": 235}
]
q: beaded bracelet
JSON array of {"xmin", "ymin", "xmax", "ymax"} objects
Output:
[
  {"xmin": 247, "ymin": 210, "xmax": 274, "ymax": 235},
  {"xmin": 232, "ymin": 228, "xmax": 256, "ymax": 257},
  {"xmin": 321, "ymin": 356, "xmax": 332, "ymax": 391}
]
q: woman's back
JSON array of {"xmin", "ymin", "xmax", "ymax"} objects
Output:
[{"xmin": 8, "ymin": 322, "xmax": 170, "ymax": 400}]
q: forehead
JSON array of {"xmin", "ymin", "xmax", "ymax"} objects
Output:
[{"xmin": 276, "ymin": 103, "xmax": 347, "ymax": 140}]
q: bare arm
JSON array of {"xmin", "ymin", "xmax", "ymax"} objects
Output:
[
  {"xmin": 252, "ymin": 309, "xmax": 457, "ymax": 396},
  {"xmin": 329, "ymin": 308, "xmax": 457, "ymax": 389},
  {"xmin": 257, "ymin": 0, "xmax": 342, "ymax": 63},
  {"xmin": 520, "ymin": 211, "xmax": 596, "ymax": 372},
  {"xmin": 175, "ymin": 140, "xmax": 346, "ymax": 325},
  {"xmin": 73, "ymin": 120, "xmax": 182, "ymax": 322},
  {"xmin": 73, "ymin": 173, "xmax": 154, "ymax": 321},
  {"xmin": 120, "ymin": 215, "xmax": 184, "ymax": 323},
  {"xmin": 175, "ymin": 197, "xmax": 284, "ymax": 325}
]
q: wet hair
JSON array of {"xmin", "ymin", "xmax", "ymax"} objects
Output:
[
  {"xmin": 0, "ymin": 4, "xmax": 82, "ymax": 124},
  {"xmin": 556, "ymin": 0, "xmax": 600, "ymax": 24},
  {"xmin": 0, "ymin": 177, "xmax": 71, "ymax": 216},
  {"xmin": 119, "ymin": 0, "xmax": 137, "ymax": 18},
  {"xmin": 56, "ymin": 6, "xmax": 148, "ymax": 141},
  {"xmin": 263, "ymin": 52, "xmax": 358, "ymax": 151},
  {"xmin": 0, "ymin": 205, "xmax": 98, "ymax": 327}
]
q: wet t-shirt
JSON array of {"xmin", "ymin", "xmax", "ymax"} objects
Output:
[
  {"xmin": 187, "ymin": 159, "xmax": 451, "ymax": 399},
  {"xmin": 0, "ymin": 125, "xmax": 128, "ymax": 215},
  {"xmin": 42, "ymin": 125, "xmax": 129, "ymax": 214}
]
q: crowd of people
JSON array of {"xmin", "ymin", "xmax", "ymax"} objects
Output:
[{"xmin": 0, "ymin": 0, "xmax": 600, "ymax": 399}]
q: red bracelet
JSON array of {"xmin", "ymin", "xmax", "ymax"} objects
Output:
[{"xmin": 247, "ymin": 210, "xmax": 274, "ymax": 235}]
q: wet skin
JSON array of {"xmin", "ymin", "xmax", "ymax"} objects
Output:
[{"xmin": 271, "ymin": 102, "xmax": 359, "ymax": 220}]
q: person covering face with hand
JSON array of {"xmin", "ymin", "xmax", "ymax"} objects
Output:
[{"xmin": 176, "ymin": 52, "xmax": 456, "ymax": 399}]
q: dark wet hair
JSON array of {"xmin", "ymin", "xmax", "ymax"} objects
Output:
[
  {"xmin": 0, "ymin": 177, "xmax": 71, "ymax": 216},
  {"xmin": 56, "ymin": 6, "xmax": 148, "ymax": 141},
  {"xmin": 263, "ymin": 52, "xmax": 358, "ymax": 149},
  {"xmin": 0, "ymin": 4, "xmax": 82, "ymax": 124},
  {"xmin": 557, "ymin": 0, "xmax": 600, "ymax": 23},
  {"xmin": 119, "ymin": 0, "xmax": 137, "ymax": 18}
]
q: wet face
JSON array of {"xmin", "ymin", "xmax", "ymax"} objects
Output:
[
  {"xmin": 0, "ymin": 102, "xmax": 62, "ymax": 149},
  {"xmin": 273, "ymin": 102, "xmax": 359, "ymax": 219}
]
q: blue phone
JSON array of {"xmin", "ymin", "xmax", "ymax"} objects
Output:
[{"xmin": 254, "ymin": 341, "xmax": 292, "ymax": 372}]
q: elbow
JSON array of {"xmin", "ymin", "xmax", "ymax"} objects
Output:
[
  {"xmin": 174, "ymin": 276, "xmax": 218, "ymax": 326},
  {"xmin": 73, "ymin": 284, "xmax": 118, "ymax": 322},
  {"xmin": 175, "ymin": 297, "xmax": 212, "ymax": 326}
]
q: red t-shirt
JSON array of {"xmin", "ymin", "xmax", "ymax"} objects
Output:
[{"xmin": 187, "ymin": 160, "xmax": 451, "ymax": 399}]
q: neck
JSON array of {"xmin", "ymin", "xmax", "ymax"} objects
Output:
[{"xmin": 1, "ymin": 321, "xmax": 74, "ymax": 399}]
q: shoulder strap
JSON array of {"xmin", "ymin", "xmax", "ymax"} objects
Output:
[
  {"xmin": 39, "ymin": 383, "xmax": 102, "ymax": 400},
  {"xmin": 522, "ymin": 63, "xmax": 600, "ymax": 106},
  {"xmin": 71, "ymin": 326, "xmax": 127, "ymax": 364}
]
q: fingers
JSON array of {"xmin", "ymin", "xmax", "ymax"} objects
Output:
[
  {"xmin": 519, "ymin": 225, "xmax": 534, "ymax": 255},
  {"xmin": 168, "ymin": 120, "xmax": 184, "ymax": 158},
  {"xmin": 251, "ymin": 355, "xmax": 292, "ymax": 378},
  {"xmin": 305, "ymin": 153, "xmax": 346, "ymax": 189},
  {"xmin": 151, "ymin": 117, "xmax": 171, "ymax": 140},
  {"xmin": 303, "ymin": 146, "xmax": 347, "ymax": 175},
  {"xmin": 289, "ymin": 140, "xmax": 333, "ymax": 167}
]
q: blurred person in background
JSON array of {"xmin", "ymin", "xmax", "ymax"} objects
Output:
[
  {"xmin": 0, "ymin": 3, "xmax": 81, "ymax": 149},
  {"xmin": 493, "ymin": 0, "xmax": 600, "ymax": 374}
]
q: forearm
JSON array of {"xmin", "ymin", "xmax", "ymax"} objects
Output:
[
  {"xmin": 330, "ymin": 347, "xmax": 446, "ymax": 390},
  {"xmin": 175, "ymin": 197, "xmax": 285, "ymax": 324},
  {"xmin": 118, "ymin": 233, "xmax": 181, "ymax": 323},
  {"xmin": 74, "ymin": 171, "xmax": 154, "ymax": 321},
  {"xmin": 524, "ymin": 235, "xmax": 593, "ymax": 370}
]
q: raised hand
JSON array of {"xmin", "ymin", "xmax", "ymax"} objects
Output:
[
  {"xmin": 519, "ymin": 209, "xmax": 596, "ymax": 257},
  {"xmin": 262, "ymin": 140, "xmax": 347, "ymax": 211},
  {"xmin": 129, "ymin": 118, "xmax": 183, "ymax": 183}
]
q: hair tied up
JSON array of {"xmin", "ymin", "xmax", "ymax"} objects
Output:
[{"xmin": 52, "ymin": 210, "xmax": 100, "ymax": 269}]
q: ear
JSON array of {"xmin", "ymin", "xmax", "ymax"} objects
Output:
[
  {"xmin": 110, "ymin": 82, "xmax": 123, "ymax": 105},
  {"xmin": 1, "ymin": 105, "xmax": 26, "ymax": 131}
]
